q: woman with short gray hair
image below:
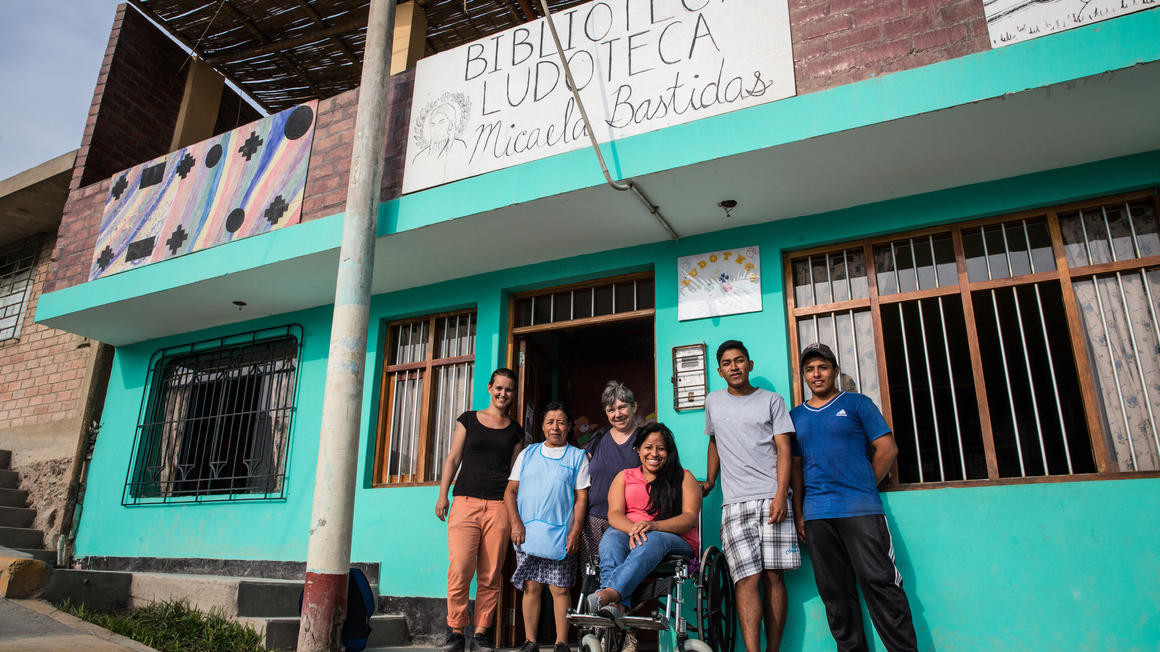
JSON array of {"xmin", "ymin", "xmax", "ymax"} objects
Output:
[{"xmin": 578, "ymin": 381, "xmax": 645, "ymax": 572}]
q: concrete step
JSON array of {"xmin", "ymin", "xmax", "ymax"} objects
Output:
[
  {"xmin": 237, "ymin": 577, "xmax": 310, "ymax": 617},
  {"xmin": 0, "ymin": 505, "xmax": 35, "ymax": 528},
  {"xmin": 0, "ymin": 450, "xmax": 10, "ymax": 470},
  {"xmin": 42, "ymin": 569, "xmax": 134, "ymax": 612},
  {"xmin": 0, "ymin": 469, "xmax": 18, "ymax": 489},
  {"xmin": 257, "ymin": 613, "xmax": 409, "ymax": 651},
  {"xmin": 14, "ymin": 548, "xmax": 56, "ymax": 565},
  {"xmin": 132, "ymin": 571, "xmax": 381, "ymax": 618},
  {"xmin": 0, "ymin": 487, "xmax": 28, "ymax": 508},
  {"xmin": 0, "ymin": 525, "xmax": 43, "ymax": 549}
]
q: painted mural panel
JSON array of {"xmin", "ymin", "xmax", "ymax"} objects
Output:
[
  {"xmin": 89, "ymin": 101, "xmax": 319, "ymax": 280},
  {"xmin": 402, "ymin": 0, "xmax": 796, "ymax": 193},
  {"xmin": 985, "ymin": 0, "xmax": 1157, "ymax": 47}
]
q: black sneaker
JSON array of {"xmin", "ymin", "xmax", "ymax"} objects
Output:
[
  {"xmin": 518, "ymin": 640, "xmax": 539, "ymax": 652},
  {"xmin": 439, "ymin": 630, "xmax": 466, "ymax": 652},
  {"xmin": 553, "ymin": 642, "xmax": 571, "ymax": 652},
  {"xmin": 471, "ymin": 631, "xmax": 495, "ymax": 652}
]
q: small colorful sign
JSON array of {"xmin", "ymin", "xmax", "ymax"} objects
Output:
[
  {"xmin": 677, "ymin": 246, "xmax": 761, "ymax": 321},
  {"xmin": 89, "ymin": 101, "xmax": 319, "ymax": 280}
]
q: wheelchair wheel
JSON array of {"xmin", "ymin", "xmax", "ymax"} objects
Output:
[
  {"xmin": 581, "ymin": 633, "xmax": 603, "ymax": 652},
  {"xmin": 598, "ymin": 625, "xmax": 621, "ymax": 652},
  {"xmin": 697, "ymin": 546, "xmax": 735, "ymax": 652}
]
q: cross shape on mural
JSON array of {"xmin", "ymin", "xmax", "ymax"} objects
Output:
[
  {"xmin": 238, "ymin": 131, "xmax": 264, "ymax": 161},
  {"xmin": 265, "ymin": 195, "xmax": 289, "ymax": 224},
  {"xmin": 175, "ymin": 153, "xmax": 196, "ymax": 179},
  {"xmin": 166, "ymin": 225, "xmax": 189, "ymax": 255},
  {"xmin": 96, "ymin": 246, "xmax": 115, "ymax": 270},
  {"xmin": 110, "ymin": 175, "xmax": 128, "ymax": 200}
]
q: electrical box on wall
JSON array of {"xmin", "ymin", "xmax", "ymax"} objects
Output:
[{"xmin": 672, "ymin": 344, "xmax": 708, "ymax": 411}]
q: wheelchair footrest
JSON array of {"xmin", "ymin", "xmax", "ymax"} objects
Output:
[
  {"xmin": 619, "ymin": 615, "xmax": 670, "ymax": 631},
  {"xmin": 568, "ymin": 613, "xmax": 616, "ymax": 628}
]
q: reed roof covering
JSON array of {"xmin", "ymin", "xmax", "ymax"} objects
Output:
[{"xmin": 129, "ymin": 0, "xmax": 589, "ymax": 114}]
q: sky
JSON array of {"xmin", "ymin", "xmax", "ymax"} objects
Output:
[{"xmin": 0, "ymin": 1, "xmax": 127, "ymax": 180}]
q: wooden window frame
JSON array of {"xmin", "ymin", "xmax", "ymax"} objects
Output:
[
  {"xmin": 785, "ymin": 190, "xmax": 1160, "ymax": 490},
  {"xmin": 373, "ymin": 309, "xmax": 476, "ymax": 487}
]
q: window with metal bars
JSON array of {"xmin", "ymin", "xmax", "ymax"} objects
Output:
[
  {"xmin": 512, "ymin": 276, "xmax": 654, "ymax": 328},
  {"xmin": 786, "ymin": 192, "xmax": 1160, "ymax": 487},
  {"xmin": 0, "ymin": 236, "xmax": 41, "ymax": 342},
  {"xmin": 124, "ymin": 326, "xmax": 301, "ymax": 504},
  {"xmin": 374, "ymin": 311, "xmax": 476, "ymax": 485}
]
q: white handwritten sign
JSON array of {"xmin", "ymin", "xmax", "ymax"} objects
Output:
[
  {"xmin": 985, "ymin": 0, "xmax": 1157, "ymax": 47},
  {"xmin": 677, "ymin": 246, "xmax": 761, "ymax": 321},
  {"xmin": 402, "ymin": 0, "xmax": 795, "ymax": 193}
]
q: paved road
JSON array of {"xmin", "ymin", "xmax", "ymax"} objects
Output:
[{"xmin": 0, "ymin": 597, "xmax": 154, "ymax": 651}]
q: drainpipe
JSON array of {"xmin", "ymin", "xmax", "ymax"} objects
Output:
[
  {"xmin": 298, "ymin": 0, "xmax": 396, "ymax": 650},
  {"xmin": 536, "ymin": 0, "xmax": 679, "ymax": 241},
  {"xmin": 58, "ymin": 341, "xmax": 114, "ymax": 567}
]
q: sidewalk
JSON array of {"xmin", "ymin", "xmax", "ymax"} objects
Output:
[{"xmin": 0, "ymin": 597, "xmax": 156, "ymax": 652}]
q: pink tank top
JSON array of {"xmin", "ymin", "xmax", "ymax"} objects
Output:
[{"xmin": 623, "ymin": 467, "xmax": 700, "ymax": 552}]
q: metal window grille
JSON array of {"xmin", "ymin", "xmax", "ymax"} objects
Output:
[
  {"xmin": 123, "ymin": 326, "xmax": 301, "ymax": 505},
  {"xmin": 0, "ymin": 237, "xmax": 42, "ymax": 342},
  {"xmin": 376, "ymin": 311, "xmax": 476, "ymax": 485},
  {"xmin": 512, "ymin": 276, "xmax": 655, "ymax": 328},
  {"xmin": 785, "ymin": 195, "xmax": 1160, "ymax": 487},
  {"xmin": 1059, "ymin": 200, "xmax": 1160, "ymax": 472}
]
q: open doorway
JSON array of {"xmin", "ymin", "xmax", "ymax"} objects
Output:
[{"xmin": 499, "ymin": 274, "xmax": 656, "ymax": 646}]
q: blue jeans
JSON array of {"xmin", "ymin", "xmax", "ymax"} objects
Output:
[{"xmin": 599, "ymin": 528, "xmax": 693, "ymax": 607}]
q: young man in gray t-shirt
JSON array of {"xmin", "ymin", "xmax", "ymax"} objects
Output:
[{"xmin": 702, "ymin": 339, "xmax": 800, "ymax": 652}]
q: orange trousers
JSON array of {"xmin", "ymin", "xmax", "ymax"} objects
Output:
[{"xmin": 447, "ymin": 496, "xmax": 510, "ymax": 630}]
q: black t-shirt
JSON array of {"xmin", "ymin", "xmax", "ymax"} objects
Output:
[{"xmin": 453, "ymin": 411, "xmax": 523, "ymax": 500}]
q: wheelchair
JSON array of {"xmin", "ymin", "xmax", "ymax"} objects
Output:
[{"xmin": 567, "ymin": 544, "xmax": 735, "ymax": 652}]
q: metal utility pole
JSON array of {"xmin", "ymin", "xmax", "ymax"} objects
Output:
[{"xmin": 298, "ymin": 0, "xmax": 396, "ymax": 649}]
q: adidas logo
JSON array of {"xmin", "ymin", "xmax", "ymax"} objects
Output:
[{"xmin": 836, "ymin": 409, "xmax": 848, "ymax": 417}]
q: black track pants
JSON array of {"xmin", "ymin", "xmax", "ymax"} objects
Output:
[{"xmin": 803, "ymin": 515, "xmax": 918, "ymax": 652}]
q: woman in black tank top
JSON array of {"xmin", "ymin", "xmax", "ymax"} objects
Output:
[{"xmin": 435, "ymin": 368, "xmax": 524, "ymax": 652}]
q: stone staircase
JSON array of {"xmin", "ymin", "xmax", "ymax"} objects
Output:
[
  {"xmin": 0, "ymin": 449, "xmax": 55, "ymax": 564},
  {"xmin": 44, "ymin": 568, "xmax": 413, "ymax": 650}
]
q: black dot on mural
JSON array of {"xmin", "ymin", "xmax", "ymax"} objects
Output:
[
  {"xmin": 205, "ymin": 143, "xmax": 223, "ymax": 168},
  {"xmin": 283, "ymin": 106, "xmax": 314, "ymax": 140},
  {"xmin": 225, "ymin": 208, "xmax": 245, "ymax": 233}
]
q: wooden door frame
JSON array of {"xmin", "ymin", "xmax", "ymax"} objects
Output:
[{"xmin": 498, "ymin": 272, "xmax": 659, "ymax": 646}]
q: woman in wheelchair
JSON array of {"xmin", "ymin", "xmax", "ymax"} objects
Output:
[{"xmin": 591, "ymin": 423, "xmax": 702, "ymax": 622}]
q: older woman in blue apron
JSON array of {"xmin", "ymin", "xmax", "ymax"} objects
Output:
[{"xmin": 504, "ymin": 402, "xmax": 590, "ymax": 652}]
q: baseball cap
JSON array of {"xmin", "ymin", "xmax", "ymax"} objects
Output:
[{"xmin": 800, "ymin": 342, "xmax": 838, "ymax": 366}]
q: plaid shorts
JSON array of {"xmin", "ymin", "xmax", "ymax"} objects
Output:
[{"xmin": 720, "ymin": 498, "xmax": 802, "ymax": 579}]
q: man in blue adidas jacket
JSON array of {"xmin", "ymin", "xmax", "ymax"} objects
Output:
[{"xmin": 789, "ymin": 343, "xmax": 918, "ymax": 652}]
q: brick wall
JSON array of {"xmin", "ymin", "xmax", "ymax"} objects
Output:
[
  {"xmin": 74, "ymin": 5, "xmax": 188, "ymax": 190},
  {"xmin": 0, "ymin": 233, "xmax": 106, "ymax": 546},
  {"xmin": 43, "ymin": 179, "xmax": 109, "ymax": 294},
  {"xmin": 0, "ymin": 235, "xmax": 95, "ymax": 432},
  {"xmin": 301, "ymin": 71, "xmax": 414, "ymax": 223},
  {"xmin": 790, "ymin": 0, "xmax": 990, "ymax": 93}
]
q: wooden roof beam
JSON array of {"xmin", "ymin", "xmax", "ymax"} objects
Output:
[{"xmin": 512, "ymin": 0, "xmax": 537, "ymax": 21}]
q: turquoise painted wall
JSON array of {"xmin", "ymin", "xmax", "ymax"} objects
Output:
[{"xmin": 76, "ymin": 151, "xmax": 1160, "ymax": 649}]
